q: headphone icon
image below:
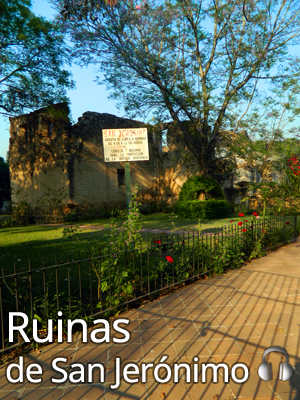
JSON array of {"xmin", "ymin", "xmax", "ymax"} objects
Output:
[{"xmin": 258, "ymin": 346, "xmax": 294, "ymax": 381}]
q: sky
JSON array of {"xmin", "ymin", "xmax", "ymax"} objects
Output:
[
  {"xmin": 1, "ymin": 1, "xmax": 300, "ymax": 160},
  {"xmin": 0, "ymin": 0, "xmax": 122, "ymax": 160}
]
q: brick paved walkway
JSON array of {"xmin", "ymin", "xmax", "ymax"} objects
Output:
[{"xmin": 1, "ymin": 240, "xmax": 300, "ymax": 399}]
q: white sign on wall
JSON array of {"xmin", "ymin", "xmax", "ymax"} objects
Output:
[{"xmin": 102, "ymin": 128, "xmax": 149, "ymax": 162}]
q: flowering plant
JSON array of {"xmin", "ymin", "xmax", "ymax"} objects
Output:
[
  {"xmin": 62, "ymin": 185, "xmax": 144, "ymax": 309},
  {"xmin": 288, "ymin": 155, "xmax": 300, "ymax": 176}
]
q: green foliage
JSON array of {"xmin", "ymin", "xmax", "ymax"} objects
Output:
[
  {"xmin": 249, "ymin": 233, "xmax": 266, "ymax": 260},
  {"xmin": 1, "ymin": 270, "xmax": 92, "ymax": 350},
  {"xmin": 178, "ymin": 176, "xmax": 225, "ymax": 202},
  {"xmin": 63, "ymin": 211, "xmax": 78, "ymax": 223},
  {"xmin": 0, "ymin": 189, "xmax": 34, "ymax": 227},
  {"xmin": 1, "ymin": 210, "xmax": 298, "ymax": 350},
  {"xmin": 109, "ymin": 208, "xmax": 127, "ymax": 218},
  {"xmin": 139, "ymin": 199, "xmax": 174, "ymax": 214},
  {"xmin": 62, "ymin": 185, "xmax": 144, "ymax": 311},
  {"xmin": 39, "ymin": 183, "xmax": 67, "ymax": 222},
  {"xmin": 233, "ymin": 203, "xmax": 254, "ymax": 215},
  {"xmin": 56, "ymin": 0, "xmax": 300, "ymax": 176},
  {"xmin": 1, "ymin": 200, "xmax": 34, "ymax": 227},
  {"xmin": 175, "ymin": 200, "xmax": 233, "ymax": 219},
  {"xmin": 11, "ymin": 200, "xmax": 34, "ymax": 226},
  {"xmin": 242, "ymin": 153, "xmax": 300, "ymax": 218},
  {"xmin": 43, "ymin": 103, "xmax": 71, "ymax": 122},
  {"xmin": 0, "ymin": 0, "xmax": 74, "ymax": 116},
  {"xmin": 212, "ymin": 245, "xmax": 245, "ymax": 274}
]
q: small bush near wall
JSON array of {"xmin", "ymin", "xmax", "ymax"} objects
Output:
[
  {"xmin": 179, "ymin": 176, "xmax": 225, "ymax": 201},
  {"xmin": 0, "ymin": 199, "xmax": 35, "ymax": 227},
  {"xmin": 139, "ymin": 199, "xmax": 174, "ymax": 214},
  {"xmin": 63, "ymin": 211, "xmax": 78, "ymax": 222},
  {"xmin": 234, "ymin": 204, "xmax": 255, "ymax": 216},
  {"xmin": 174, "ymin": 199, "xmax": 233, "ymax": 219}
]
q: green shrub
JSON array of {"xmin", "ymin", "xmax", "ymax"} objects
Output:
[
  {"xmin": 174, "ymin": 199, "xmax": 233, "ymax": 219},
  {"xmin": 233, "ymin": 204, "xmax": 254, "ymax": 215},
  {"xmin": 110, "ymin": 208, "xmax": 127, "ymax": 218},
  {"xmin": 0, "ymin": 199, "xmax": 35, "ymax": 227},
  {"xmin": 63, "ymin": 211, "xmax": 78, "ymax": 223},
  {"xmin": 140, "ymin": 200, "xmax": 174, "ymax": 214},
  {"xmin": 12, "ymin": 200, "xmax": 35, "ymax": 225},
  {"xmin": 179, "ymin": 176, "xmax": 224, "ymax": 202}
]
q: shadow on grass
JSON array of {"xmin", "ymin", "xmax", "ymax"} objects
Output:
[{"xmin": 0, "ymin": 226, "xmax": 110, "ymax": 274}]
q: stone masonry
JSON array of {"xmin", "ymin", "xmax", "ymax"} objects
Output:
[{"xmin": 8, "ymin": 103, "xmax": 261, "ymax": 219}]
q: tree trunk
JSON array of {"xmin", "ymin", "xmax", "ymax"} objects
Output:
[{"xmin": 196, "ymin": 141, "xmax": 213, "ymax": 177}]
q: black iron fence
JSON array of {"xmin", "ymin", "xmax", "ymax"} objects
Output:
[{"xmin": 0, "ymin": 215, "xmax": 298, "ymax": 354}]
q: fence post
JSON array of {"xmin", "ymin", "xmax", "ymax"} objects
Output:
[
  {"xmin": 14, "ymin": 262, "xmax": 20, "ymax": 345},
  {"xmin": 29, "ymin": 260, "xmax": 33, "ymax": 323},
  {"xmin": 295, "ymin": 214, "xmax": 297, "ymax": 241}
]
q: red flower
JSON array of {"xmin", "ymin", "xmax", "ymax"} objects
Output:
[
  {"xmin": 154, "ymin": 240, "xmax": 161, "ymax": 244},
  {"xmin": 238, "ymin": 213, "xmax": 244, "ymax": 217},
  {"xmin": 285, "ymin": 221, "xmax": 290, "ymax": 225},
  {"xmin": 166, "ymin": 256, "xmax": 173, "ymax": 263},
  {"xmin": 242, "ymin": 228, "xmax": 247, "ymax": 232},
  {"xmin": 262, "ymin": 229, "xmax": 267, "ymax": 233},
  {"xmin": 238, "ymin": 221, "xmax": 243, "ymax": 226},
  {"xmin": 230, "ymin": 220, "xmax": 233, "ymax": 223},
  {"xmin": 245, "ymin": 220, "xmax": 248, "ymax": 222},
  {"xmin": 253, "ymin": 212, "xmax": 258, "ymax": 216}
]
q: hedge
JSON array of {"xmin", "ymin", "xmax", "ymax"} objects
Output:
[
  {"xmin": 179, "ymin": 176, "xmax": 224, "ymax": 202},
  {"xmin": 174, "ymin": 199, "xmax": 233, "ymax": 219}
]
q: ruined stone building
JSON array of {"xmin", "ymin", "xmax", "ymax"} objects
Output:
[{"xmin": 8, "ymin": 103, "xmax": 261, "ymax": 219}]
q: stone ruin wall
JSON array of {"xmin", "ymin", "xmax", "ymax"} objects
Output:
[
  {"xmin": 9, "ymin": 103, "xmax": 263, "ymax": 220},
  {"xmin": 153, "ymin": 124, "xmax": 262, "ymax": 207},
  {"xmin": 69, "ymin": 111, "xmax": 158, "ymax": 210},
  {"xmin": 9, "ymin": 104, "xmax": 73, "ymax": 218},
  {"xmin": 9, "ymin": 104, "xmax": 159, "ymax": 219}
]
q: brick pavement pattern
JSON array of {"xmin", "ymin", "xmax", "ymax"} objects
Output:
[{"xmin": 1, "ymin": 240, "xmax": 300, "ymax": 399}]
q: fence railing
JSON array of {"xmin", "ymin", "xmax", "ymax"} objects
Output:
[{"xmin": 0, "ymin": 215, "xmax": 298, "ymax": 354}]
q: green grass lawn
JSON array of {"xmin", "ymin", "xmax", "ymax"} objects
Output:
[{"xmin": 0, "ymin": 212, "xmax": 287, "ymax": 275}]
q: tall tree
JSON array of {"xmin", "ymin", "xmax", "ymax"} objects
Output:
[
  {"xmin": 54, "ymin": 0, "xmax": 300, "ymax": 175},
  {"xmin": 0, "ymin": 0, "xmax": 75, "ymax": 116}
]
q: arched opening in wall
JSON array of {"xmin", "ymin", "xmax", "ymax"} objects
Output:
[
  {"xmin": 197, "ymin": 190, "xmax": 205, "ymax": 200},
  {"xmin": 162, "ymin": 130, "xmax": 167, "ymax": 147},
  {"xmin": 117, "ymin": 169, "xmax": 125, "ymax": 186},
  {"xmin": 159, "ymin": 129, "xmax": 168, "ymax": 153},
  {"xmin": 49, "ymin": 122, "xmax": 53, "ymax": 137}
]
